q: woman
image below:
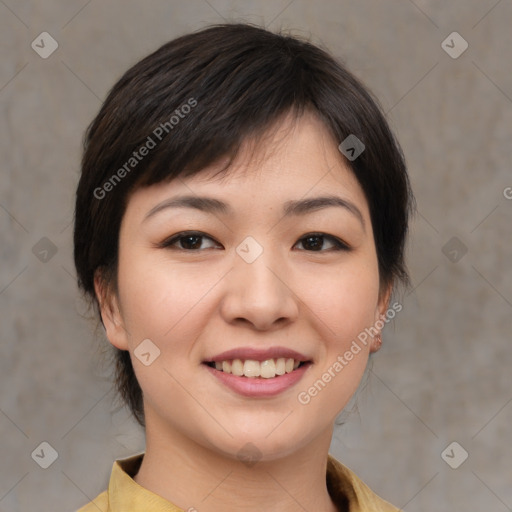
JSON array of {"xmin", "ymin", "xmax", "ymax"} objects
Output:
[{"xmin": 74, "ymin": 22, "xmax": 414, "ymax": 512}]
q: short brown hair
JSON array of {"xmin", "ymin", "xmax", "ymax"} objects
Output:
[{"xmin": 74, "ymin": 22, "xmax": 415, "ymax": 427}]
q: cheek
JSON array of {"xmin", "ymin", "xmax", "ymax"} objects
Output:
[
  {"xmin": 118, "ymin": 252, "xmax": 182, "ymax": 330},
  {"xmin": 116, "ymin": 251, "xmax": 226, "ymax": 355},
  {"xmin": 292, "ymin": 257, "xmax": 379, "ymax": 412},
  {"xmin": 115, "ymin": 254, "xmax": 218, "ymax": 411},
  {"xmin": 299, "ymin": 256, "xmax": 380, "ymax": 342}
]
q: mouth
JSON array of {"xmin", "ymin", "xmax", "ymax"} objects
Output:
[{"xmin": 203, "ymin": 358, "xmax": 312, "ymax": 379}]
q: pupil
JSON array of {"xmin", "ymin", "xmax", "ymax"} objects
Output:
[
  {"xmin": 305, "ymin": 236, "xmax": 322, "ymax": 251},
  {"xmin": 181, "ymin": 235, "xmax": 325, "ymax": 251},
  {"xmin": 183, "ymin": 236, "xmax": 201, "ymax": 249}
]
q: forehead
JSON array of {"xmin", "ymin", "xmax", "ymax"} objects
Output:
[{"xmin": 124, "ymin": 111, "xmax": 369, "ymax": 221}]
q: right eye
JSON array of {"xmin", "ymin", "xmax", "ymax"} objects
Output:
[{"xmin": 159, "ymin": 231, "xmax": 222, "ymax": 251}]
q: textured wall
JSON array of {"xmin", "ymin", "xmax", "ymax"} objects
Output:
[{"xmin": 1, "ymin": 1, "xmax": 511, "ymax": 511}]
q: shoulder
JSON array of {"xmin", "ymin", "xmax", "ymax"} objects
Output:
[{"xmin": 76, "ymin": 490, "xmax": 109, "ymax": 511}]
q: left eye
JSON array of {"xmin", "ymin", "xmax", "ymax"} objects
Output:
[
  {"xmin": 294, "ymin": 233, "xmax": 350, "ymax": 252},
  {"xmin": 159, "ymin": 231, "xmax": 350, "ymax": 252}
]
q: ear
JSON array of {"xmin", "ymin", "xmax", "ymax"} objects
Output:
[
  {"xmin": 370, "ymin": 282, "xmax": 393, "ymax": 353},
  {"xmin": 94, "ymin": 270, "xmax": 129, "ymax": 351}
]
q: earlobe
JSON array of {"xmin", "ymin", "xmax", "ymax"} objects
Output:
[
  {"xmin": 370, "ymin": 332, "xmax": 382, "ymax": 353},
  {"xmin": 93, "ymin": 271, "xmax": 129, "ymax": 351}
]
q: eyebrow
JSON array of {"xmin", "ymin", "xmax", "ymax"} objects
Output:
[{"xmin": 144, "ymin": 194, "xmax": 365, "ymax": 230}]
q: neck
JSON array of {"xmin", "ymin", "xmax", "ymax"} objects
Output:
[{"xmin": 133, "ymin": 417, "xmax": 340, "ymax": 512}]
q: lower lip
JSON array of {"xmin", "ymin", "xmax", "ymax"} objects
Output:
[{"xmin": 203, "ymin": 363, "xmax": 312, "ymax": 398}]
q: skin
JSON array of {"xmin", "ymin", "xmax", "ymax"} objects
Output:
[{"xmin": 96, "ymin": 110, "xmax": 391, "ymax": 512}]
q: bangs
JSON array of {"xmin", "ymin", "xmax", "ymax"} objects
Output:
[{"xmin": 85, "ymin": 25, "xmax": 346, "ymax": 195}]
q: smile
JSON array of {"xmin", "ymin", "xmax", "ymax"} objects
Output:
[
  {"xmin": 203, "ymin": 359, "xmax": 313, "ymax": 398},
  {"xmin": 205, "ymin": 358, "xmax": 306, "ymax": 378}
]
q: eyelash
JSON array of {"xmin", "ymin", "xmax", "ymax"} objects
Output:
[{"xmin": 158, "ymin": 231, "xmax": 351, "ymax": 253}]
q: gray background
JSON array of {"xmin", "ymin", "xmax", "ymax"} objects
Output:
[{"xmin": 1, "ymin": 1, "xmax": 511, "ymax": 510}]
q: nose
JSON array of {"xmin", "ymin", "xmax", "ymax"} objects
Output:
[{"xmin": 219, "ymin": 246, "xmax": 299, "ymax": 331}]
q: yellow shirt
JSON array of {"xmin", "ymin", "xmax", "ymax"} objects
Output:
[{"xmin": 77, "ymin": 453, "xmax": 401, "ymax": 511}]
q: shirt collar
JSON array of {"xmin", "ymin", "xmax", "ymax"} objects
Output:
[
  {"xmin": 108, "ymin": 453, "xmax": 181, "ymax": 511},
  {"xmin": 106, "ymin": 452, "xmax": 397, "ymax": 511}
]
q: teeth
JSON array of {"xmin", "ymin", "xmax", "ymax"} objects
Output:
[
  {"xmin": 231, "ymin": 359, "xmax": 244, "ymax": 376},
  {"xmin": 211, "ymin": 358, "xmax": 303, "ymax": 378},
  {"xmin": 275, "ymin": 358, "xmax": 286, "ymax": 375},
  {"xmin": 260, "ymin": 359, "xmax": 276, "ymax": 378},
  {"xmin": 243, "ymin": 360, "xmax": 260, "ymax": 377}
]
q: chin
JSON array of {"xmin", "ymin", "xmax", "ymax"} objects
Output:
[{"xmin": 206, "ymin": 421, "xmax": 317, "ymax": 464}]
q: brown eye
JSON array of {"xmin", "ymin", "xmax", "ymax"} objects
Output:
[
  {"xmin": 158, "ymin": 231, "xmax": 350, "ymax": 253},
  {"xmin": 160, "ymin": 231, "xmax": 220, "ymax": 251},
  {"xmin": 295, "ymin": 233, "xmax": 350, "ymax": 252}
]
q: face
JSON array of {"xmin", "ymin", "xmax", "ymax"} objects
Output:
[{"xmin": 97, "ymin": 111, "xmax": 391, "ymax": 461}]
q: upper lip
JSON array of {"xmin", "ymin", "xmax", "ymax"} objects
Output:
[{"xmin": 204, "ymin": 346, "xmax": 311, "ymax": 363}]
